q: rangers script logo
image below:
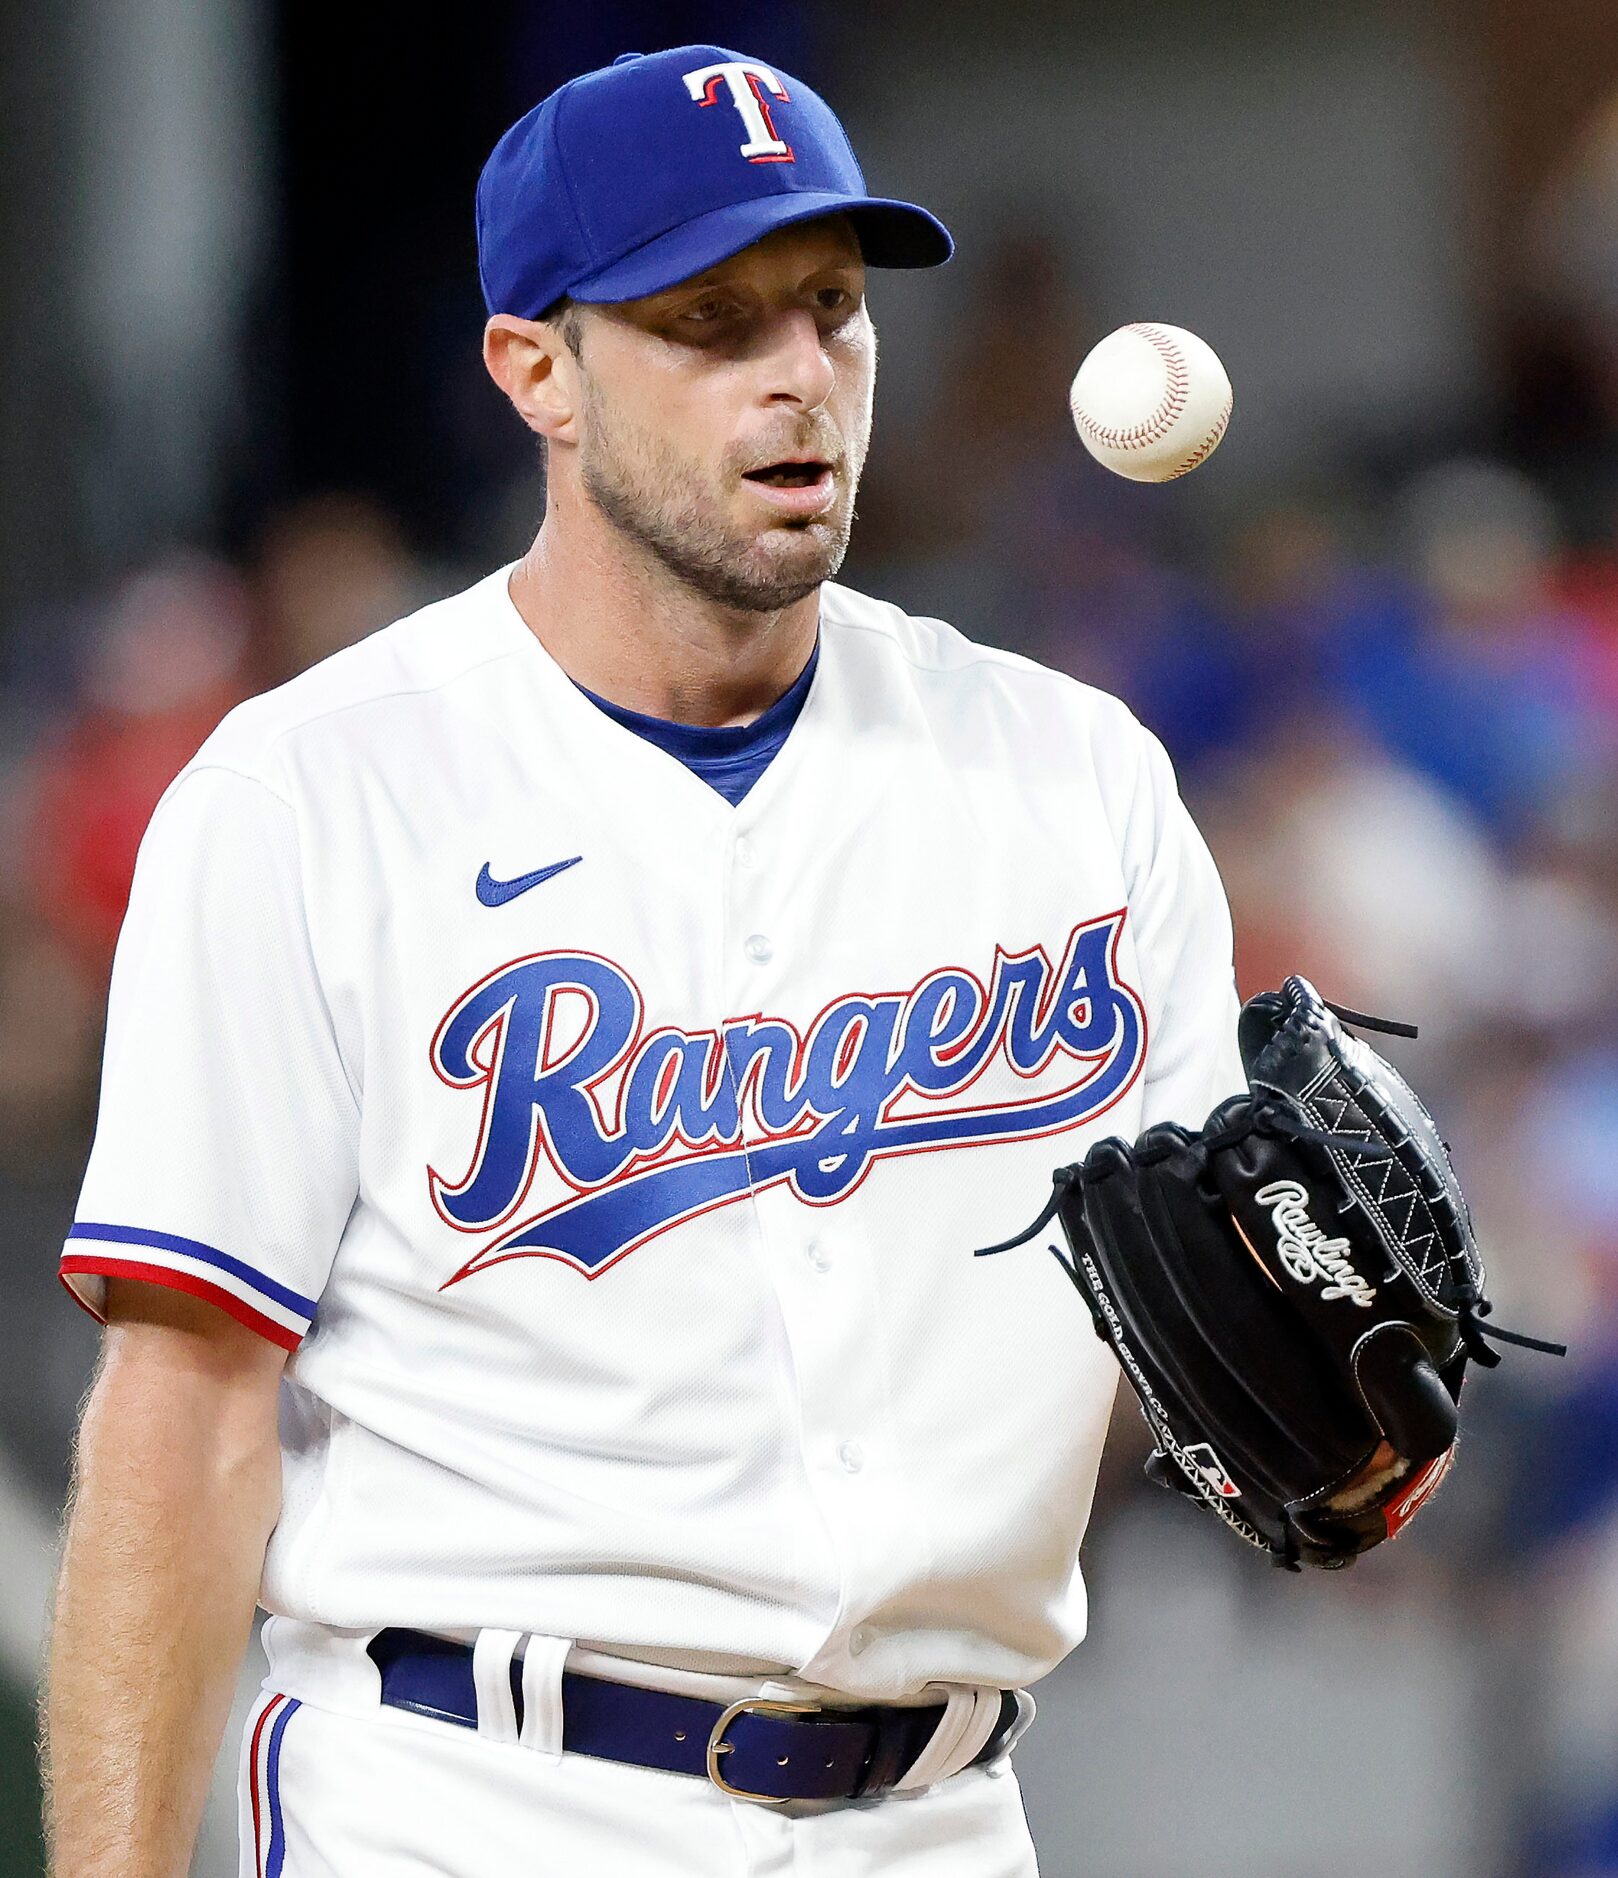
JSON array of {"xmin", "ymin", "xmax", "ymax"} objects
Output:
[{"xmin": 429, "ymin": 911, "xmax": 1146, "ymax": 1284}]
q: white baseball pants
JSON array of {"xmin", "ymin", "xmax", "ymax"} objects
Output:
[{"xmin": 237, "ymin": 1685, "xmax": 1041, "ymax": 1876}]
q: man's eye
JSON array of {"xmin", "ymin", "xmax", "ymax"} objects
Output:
[
  {"xmin": 681, "ymin": 298, "xmax": 733, "ymax": 325},
  {"xmin": 816, "ymin": 287, "xmax": 852, "ymax": 313}
]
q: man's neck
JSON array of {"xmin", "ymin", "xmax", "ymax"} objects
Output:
[{"xmin": 507, "ymin": 504, "xmax": 821, "ymax": 730}]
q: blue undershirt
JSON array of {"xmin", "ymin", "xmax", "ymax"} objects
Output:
[{"xmin": 574, "ymin": 641, "xmax": 819, "ymax": 807}]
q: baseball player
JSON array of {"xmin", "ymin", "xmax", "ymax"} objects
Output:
[{"xmin": 44, "ymin": 46, "xmax": 1245, "ymax": 1877}]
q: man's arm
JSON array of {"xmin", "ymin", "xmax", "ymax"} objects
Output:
[{"xmin": 44, "ymin": 1279, "xmax": 287, "ymax": 1878}]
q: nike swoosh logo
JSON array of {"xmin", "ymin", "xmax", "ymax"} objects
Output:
[{"xmin": 476, "ymin": 856, "xmax": 583, "ymax": 907}]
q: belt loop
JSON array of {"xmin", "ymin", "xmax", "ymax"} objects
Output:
[
  {"xmin": 986, "ymin": 1688, "xmax": 1038, "ymax": 1771},
  {"xmin": 517, "ymin": 1635, "xmax": 571, "ymax": 1759},
  {"xmin": 471, "ymin": 1629, "xmax": 523, "ymax": 1745},
  {"xmin": 893, "ymin": 1684, "xmax": 1002, "ymax": 1791}
]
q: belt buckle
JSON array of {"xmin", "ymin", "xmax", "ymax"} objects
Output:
[{"xmin": 707, "ymin": 1695, "xmax": 821, "ymax": 1803}]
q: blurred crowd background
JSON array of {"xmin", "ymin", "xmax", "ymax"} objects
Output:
[{"xmin": 3, "ymin": 2, "xmax": 1618, "ymax": 1873}]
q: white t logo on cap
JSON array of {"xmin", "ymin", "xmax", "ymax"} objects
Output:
[{"xmin": 683, "ymin": 61, "xmax": 794, "ymax": 164}]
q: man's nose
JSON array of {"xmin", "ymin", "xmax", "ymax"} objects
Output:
[{"xmin": 762, "ymin": 307, "xmax": 837, "ymax": 412}]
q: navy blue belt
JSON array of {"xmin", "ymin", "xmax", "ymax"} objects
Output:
[{"xmin": 367, "ymin": 1628, "xmax": 1021, "ymax": 1804}]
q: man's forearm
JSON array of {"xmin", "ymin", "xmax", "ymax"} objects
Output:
[{"xmin": 44, "ymin": 1295, "xmax": 283, "ymax": 1877}]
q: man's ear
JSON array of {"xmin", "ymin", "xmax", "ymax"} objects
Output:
[{"xmin": 483, "ymin": 314, "xmax": 579, "ymax": 444}]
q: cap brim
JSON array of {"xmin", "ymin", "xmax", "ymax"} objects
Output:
[{"xmin": 569, "ymin": 191, "xmax": 953, "ymax": 305}]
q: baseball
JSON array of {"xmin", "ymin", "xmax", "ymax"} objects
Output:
[{"xmin": 1069, "ymin": 322, "xmax": 1233, "ymax": 483}]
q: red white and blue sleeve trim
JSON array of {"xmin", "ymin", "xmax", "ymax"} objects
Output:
[{"xmin": 60, "ymin": 1224, "xmax": 317, "ymax": 1351}]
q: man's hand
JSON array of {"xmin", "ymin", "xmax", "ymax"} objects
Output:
[{"xmin": 44, "ymin": 1280, "xmax": 287, "ymax": 1877}]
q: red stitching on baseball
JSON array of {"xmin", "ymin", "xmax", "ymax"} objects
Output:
[
  {"xmin": 1073, "ymin": 323, "xmax": 1192, "ymax": 452},
  {"xmin": 1164, "ymin": 395, "xmax": 1232, "ymax": 479}
]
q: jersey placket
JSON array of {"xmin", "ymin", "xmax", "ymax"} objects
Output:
[{"xmin": 714, "ymin": 684, "xmax": 923, "ymax": 1686}]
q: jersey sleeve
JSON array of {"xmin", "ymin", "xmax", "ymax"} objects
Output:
[
  {"xmin": 1123, "ymin": 726, "xmax": 1244, "ymax": 1130},
  {"xmin": 60, "ymin": 765, "xmax": 360, "ymax": 1350}
]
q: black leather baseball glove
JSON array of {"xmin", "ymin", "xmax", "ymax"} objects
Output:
[{"xmin": 980, "ymin": 976, "xmax": 1562, "ymax": 1570}]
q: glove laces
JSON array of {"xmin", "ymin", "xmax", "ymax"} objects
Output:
[
  {"xmin": 1450, "ymin": 1279, "xmax": 1565, "ymax": 1363},
  {"xmin": 1325, "ymin": 999, "xmax": 1563, "ymax": 1360},
  {"xmin": 976, "ymin": 1041, "xmax": 1566, "ymax": 1364},
  {"xmin": 974, "ymin": 1096, "xmax": 1393, "ymax": 1263}
]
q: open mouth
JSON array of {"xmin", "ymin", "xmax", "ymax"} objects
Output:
[{"xmin": 743, "ymin": 458, "xmax": 832, "ymax": 488}]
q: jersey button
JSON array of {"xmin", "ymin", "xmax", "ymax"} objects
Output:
[
  {"xmin": 744, "ymin": 933, "xmax": 773, "ymax": 964},
  {"xmin": 849, "ymin": 1626, "xmax": 872, "ymax": 1656},
  {"xmin": 734, "ymin": 836, "xmax": 755, "ymax": 870},
  {"xmin": 805, "ymin": 1239, "xmax": 831, "ymax": 1272},
  {"xmin": 838, "ymin": 1440, "xmax": 864, "ymax": 1474}
]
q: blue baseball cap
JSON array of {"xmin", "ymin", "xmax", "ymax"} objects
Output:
[{"xmin": 476, "ymin": 46, "xmax": 953, "ymax": 319}]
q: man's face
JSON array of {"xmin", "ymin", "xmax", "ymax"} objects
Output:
[{"xmin": 561, "ymin": 217, "xmax": 874, "ymax": 612}]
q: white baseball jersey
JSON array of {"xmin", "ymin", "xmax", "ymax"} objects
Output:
[{"xmin": 62, "ymin": 566, "xmax": 1241, "ymax": 1704}]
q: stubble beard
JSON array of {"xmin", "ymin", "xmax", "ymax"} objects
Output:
[{"xmin": 576, "ymin": 383, "xmax": 862, "ymax": 614}]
